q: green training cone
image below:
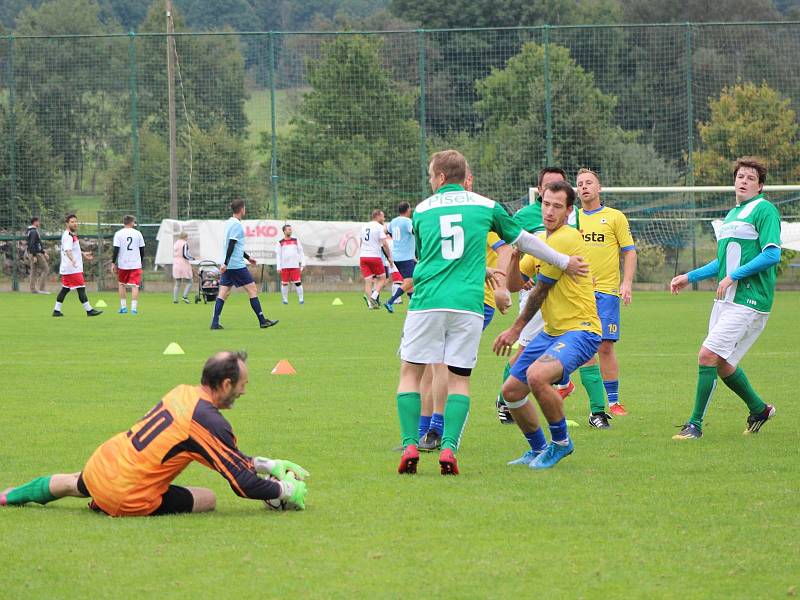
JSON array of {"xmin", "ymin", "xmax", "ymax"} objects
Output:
[{"xmin": 163, "ymin": 342, "xmax": 185, "ymax": 355}]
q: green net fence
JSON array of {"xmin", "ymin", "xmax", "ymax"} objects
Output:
[{"xmin": 2, "ymin": 23, "xmax": 800, "ymax": 289}]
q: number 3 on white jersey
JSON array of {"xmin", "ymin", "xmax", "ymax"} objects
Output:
[{"xmin": 440, "ymin": 214, "xmax": 464, "ymax": 259}]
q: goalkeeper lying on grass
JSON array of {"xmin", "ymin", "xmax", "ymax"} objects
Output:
[{"xmin": 1, "ymin": 351, "xmax": 309, "ymax": 516}]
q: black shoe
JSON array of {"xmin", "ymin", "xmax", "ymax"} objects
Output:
[
  {"xmin": 744, "ymin": 404, "xmax": 776, "ymax": 434},
  {"xmin": 52, "ymin": 310, "xmax": 64, "ymax": 317},
  {"xmin": 418, "ymin": 430, "xmax": 442, "ymax": 452},
  {"xmin": 173, "ymin": 300, "xmax": 178, "ymax": 304},
  {"xmin": 86, "ymin": 309, "xmax": 103, "ymax": 317},
  {"xmin": 210, "ymin": 323, "xmax": 224, "ymax": 330},
  {"xmin": 589, "ymin": 412, "xmax": 612, "ymax": 429},
  {"xmin": 260, "ymin": 319, "xmax": 279, "ymax": 329},
  {"xmin": 496, "ymin": 394, "xmax": 515, "ymax": 424}
]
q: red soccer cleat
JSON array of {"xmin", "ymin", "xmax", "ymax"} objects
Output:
[
  {"xmin": 438, "ymin": 448, "xmax": 459, "ymax": 475},
  {"xmin": 609, "ymin": 403, "xmax": 628, "ymax": 416},
  {"xmin": 0, "ymin": 487, "xmax": 13, "ymax": 506},
  {"xmin": 557, "ymin": 380, "xmax": 576, "ymax": 400},
  {"xmin": 398, "ymin": 445, "xmax": 420, "ymax": 474}
]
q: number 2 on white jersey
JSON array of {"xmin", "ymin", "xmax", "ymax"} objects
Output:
[{"xmin": 440, "ymin": 214, "xmax": 464, "ymax": 259}]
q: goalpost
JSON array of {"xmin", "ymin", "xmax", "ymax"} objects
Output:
[{"xmin": 526, "ymin": 185, "xmax": 800, "ymax": 282}]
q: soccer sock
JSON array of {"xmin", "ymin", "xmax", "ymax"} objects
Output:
[
  {"xmin": 120, "ymin": 299, "xmax": 127, "ymax": 309},
  {"xmin": 296, "ymin": 284, "xmax": 304, "ymax": 303},
  {"xmin": 524, "ymin": 428, "xmax": 548, "ymax": 453},
  {"xmin": 56, "ymin": 287, "xmax": 69, "ymax": 303},
  {"xmin": 182, "ymin": 280, "xmax": 192, "ymax": 298},
  {"xmin": 430, "ymin": 412, "xmax": 444, "ymax": 436},
  {"xmin": 173, "ymin": 279, "xmax": 180, "ymax": 301},
  {"xmin": 212, "ymin": 298, "xmax": 225, "ymax": 325},
  {"xmin": 131, "ymin": 300, "xmax": 137, "ymax": 311},
  {"xmin": 689, "ymin": 365, "xmax": 718, "ymax": 428},
  {"xmin": 418, "ymin": 415, "xmax": 432, "ymax": 439},
  {"xmin": 397, "ymin": 392, "xmax": 421, "ymax": 447},
  {"xmin": 387, "ymin": 287, "xmax": 404, "ymax": 306},
  {"xmin": 579, "ymin": 365, "xmax": 606, "ymax": 414},
  {"xmin": 548, "ymin": 418, "xmax": 570, "ymax": 446},
  {"xmin": 4, "ymin": 476, "xmax": 56, "ymax": 506},
  {"xmin": 604, "ymin": 380, "xmax": 619, "ymax": 405},
  {"xmin": 54, "ymin": 301, "xmax": 63, "ymax": 311},
  {"xmin": 281, "ymin": 284, "xmax": 289, "ymax": 303},
  {"xmin": 722, "ymin": 367, "xmax": 767, "ymax": 415},
  {"xmin": 249, "ymin": 297, "xmax": 266, "ymax": 323},
  {"xmin": 441, "ymin": 394, "xmax": 470, "ymax": 451},
  {"xmin": 370, "ymin": 290, "xmax": 379, "ymax": 301},
  {"xmin": 77, "ymin": 287, "xmax": 90, "ymax": 307}
]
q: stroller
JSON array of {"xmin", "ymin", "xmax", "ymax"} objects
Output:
[{"xmin": 195, "ymin": 260, "xmax": 221, "ymax": 304}]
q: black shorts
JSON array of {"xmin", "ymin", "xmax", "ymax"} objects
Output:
[
  {"xmin": 77, "ymin": 473, "xmax": 194, "ymax": 516},
  {"xmin": 395, "ymin": 259, "xmax": 416, "ymax": 279}
]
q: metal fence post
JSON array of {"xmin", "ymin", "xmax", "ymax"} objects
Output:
[
  {"xmin": 7, "ymin": 35, "xmax": 19, "ymax": 291},
  {"xmin": 129, "ymin": 32, "xmax": 141, "ymax": 222},
  {"xmin": 685, "ymin": 23, "xmax": 698, "ymax": 278},
  {"xmin": 418, "ymin": 29, "xmax": 427, "ymax": 197},
  {"xmin": 543, "ymin": 26, "xmax": 554, "ymax": 165},
  {"xmin": 268, "ymin": 32, "xmax": 279, "ymax": 219}
]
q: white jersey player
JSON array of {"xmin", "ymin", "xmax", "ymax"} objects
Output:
[
  {"xmin": 275, "ymin": 224, "xmax": 306, "ymax": 305},
  {"xmin": 112, "ymin": 215, "xmax": 146, "ymax": 314},
  {"xmin": 358, "ymin": 209, "xmax": 394, "ymax": 309},
  {"xmin": 52, "ymin": 214, "xmax": 102, "ymax": 318}
]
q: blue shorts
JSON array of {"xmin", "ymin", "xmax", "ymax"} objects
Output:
[
  {"xmin": 482, "ymin": 304, "xmax": 495, "ymax": 331},
  {"xmin": 395, "ymin": 259, "xmax": 416, "ymax": 279},
  {"xmin": 595, "ymin": 292, "xmax": 620, "ymax": 341},
  {"xmin": 510, "ymin": 330, "xmax": 601, "ymax": 386},
  {"xmin": 220, "ymin": 267, "xmax": 254, "ymax": 288}
]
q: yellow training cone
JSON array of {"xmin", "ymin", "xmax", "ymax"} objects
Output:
[
  {"xmin": 95, "ymin": 299, "xmax": 108, "ymax": 308},
  {"xmin": 163, "ymin": 342, "xmax": 185, "ymax": 355},
  {"xmin": 332, "ymin": 298, "xmax": 344, "ymax": 306}
]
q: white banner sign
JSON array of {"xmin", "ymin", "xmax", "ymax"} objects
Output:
[{"xmin": 155, "ymin": 219, "xmax": 365, "ymax": 267}]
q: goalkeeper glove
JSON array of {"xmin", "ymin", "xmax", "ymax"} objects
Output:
[
  {"xmin": 279, "ymin": 473, "xmax": 307, "ymax": 511},
  {"xmin": 253, "ymin": 457, "xmax": 310, "ymax": 481}
]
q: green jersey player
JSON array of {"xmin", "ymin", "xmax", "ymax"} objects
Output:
[
  {"xmin": 670, "ymin": 157, "xmax": 781, "ymax": 439},
  {"xmin": 396, "ymin": 150, "xmax": 589, "ymax": 476}
]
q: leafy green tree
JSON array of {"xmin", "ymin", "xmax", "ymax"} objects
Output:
[
  {"xmin": 277, "ymin": 35, "xmax": 420, "ymax": 220},
  {"xmin": 695, "ymin": 82, "xmax": 800, "ymax": 184},
  {"xmin": 136, "ymin": 1, "xmax": 248, "ymax": 137},
  {"xmin": 0, "ymin": 103, "xmax": 66, "ymax": 229},
  {"xmin": 106, "ymin": 124, "xmax": 264, "ymax": 221}
]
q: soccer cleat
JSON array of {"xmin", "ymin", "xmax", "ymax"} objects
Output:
[
  {"xmin": 118, "ymin": 307, "xmax": 128, "ymax": 314},
  {"xmin": 530, "ymin": 440, "xmax": 574, "ymax": 470},
  {"xmin": 418, "ymin": 429, "xmax": 442, "ymax": 452},
  {"xmin": 299, "ymin": 300, "xmax": 304, "ymax": 305},
  {"xmin": 672, "ymin": 422, "xmax": 703, "ymax": 440},
  {"xmin": 557, "ymin": 380, "xmax": 576, "ymax": 400},
  {"xmin": 260, "ymin": 319, "xmax": 279, "ymax": 329},
  {"xmin": 589, "ymin": 412, "xmax": 612, "ymax": 429},
  {"xmin": 182, "ymin": 296, "xmax": 190, "ymax": 304},
  {"xmin": 173, "ymin": 300, "xmax": 178, "ymax": 304},
  {"xmin": 438, "ymin": 448, "xmax": 459, "ymax": 475},
  {"xmin": 496, "ymin": 394, "xmax": 515, "ymax": 424},
  {"xmin": 609, "ymin": 403, "xmax": 628, "ymax": 416},
  {"xmin": 507, "ymin": 449, "xmax": 542, "ymax": 466},
  {"xmin": 744, "ymin": 404, "xmax": 776, "ymax": 434},
  {"xmin": 131, "ymin": 309, "xmax": 138, "ymax": 315},
  {"xmin": 384, "ymin": 301, "xmax": 394, "ymax": 314},
  {"xmin": 52, "ymin": 310, "xmax": 64, "ymax": 317},
  {"xmin": 86, "ymin": 309, "xmax": 103, "ymax": 317},
  {"xmin": 210, "ymin": 323, "xmax": 224, "ymax": 330},
  {"xmin": 398, "ymin": 445, "xmax": 419, "ymax": 474},
  {"xmin": 282, "ymin": 300, "xmax": 288, "ymax": 305},
  {"xmin": 0, "ymin": 487, "xmax": 12, "ymax": 506},
  {"xmin": 363, "ymin": 295, "xmax": 372, "ymax": 309}
]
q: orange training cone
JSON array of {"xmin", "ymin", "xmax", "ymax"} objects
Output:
[{"xmin": 271, "ymin": 360, "xmax": 297, "ymax": 375}]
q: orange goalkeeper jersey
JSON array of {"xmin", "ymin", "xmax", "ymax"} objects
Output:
[{"xmin": 81, "ymin": 384, "xmax": 280, "ymax": 516}]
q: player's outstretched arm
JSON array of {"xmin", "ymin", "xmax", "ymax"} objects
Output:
[{"xmin": 514, "ymin": 230, "xmax": 588, "ymax": 277}]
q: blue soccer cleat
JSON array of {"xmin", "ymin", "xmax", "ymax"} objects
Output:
[
  {"xmin": 384, "ymin": 301, "xmax": 394, "ymax": 314},
  {"xmin": 530, "ymin": 440, "xmax": 574, "ymax": 470},
  {"xmin": 131, "ymin": 308, "xmax": 138, "ymax": 315},
  {"xmin": 672, "ymin": 422, "xmax": 702, "ymax": 440},
  {"xmin": 507, "ymin": 449, "xmax": 542, "ymax": 466},
  {"xmin": 118, "ymin": 307, "xmax": 128, "ymax": 314}
]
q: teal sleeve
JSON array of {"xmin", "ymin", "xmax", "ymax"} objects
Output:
[{"xmin": 687, "ymin": 259, "xmax": 719, "ymax": 283}]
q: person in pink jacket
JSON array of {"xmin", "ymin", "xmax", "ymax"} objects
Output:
[{"xmin": 173, "ymin": 231, "xmax": 195, "ymax": 303}]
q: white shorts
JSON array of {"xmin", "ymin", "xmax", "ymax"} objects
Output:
[
  {"xmin": 400, "ymin": 310, "xmax": 484, "ymax": 369},
  {"xmin": 517, "ymin": 290, "xmax": 545, "ymax": 347},
  {"xmin": 702, "ymin": 301, "xmax": 769, "ymax": 367}
]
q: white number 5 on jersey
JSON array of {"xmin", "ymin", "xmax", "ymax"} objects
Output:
[{"xmin": 440, "ymin": 214, "xmax": 464, "ymax": 259}]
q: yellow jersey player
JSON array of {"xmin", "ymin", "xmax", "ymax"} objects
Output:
[
  {"xmin": 575, "ymin": 168, "xmax": 637, "ymax": 425},
  {"xmin": 493, "ymin": 181, "xmax": 601, "ymax": 470}
]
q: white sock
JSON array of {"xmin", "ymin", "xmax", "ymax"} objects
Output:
[
  {"xmin": 54, "ymin": 301, "xmax": 62, "ymax": 311},
  {"xmin": 120, "ymin": 299, "xmax": 127, "ymax": 309},
  {"xmin": 83, "ymin": 302, "xmax": 92, "ymax": 311},
  {"xmin": 173, "ymin": 280, "xmax": 180, "ymax": 301},
  {"xmin": 281, "ymin": 285, "xmax": 289, "ymax": 303},
  {"xmin": 370, "ymin": 290, "xmax": 379, "ymax": 300},
  {"xmin": 297, "ymin": 285, "xmax": 304, "ymax": 302},
  {"xmin": 131, "ymin": 300, "xmax": 138, "ymax": 311}
]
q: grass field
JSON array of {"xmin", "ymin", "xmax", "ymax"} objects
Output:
[{"xmin": 1, "ymin": 291, "xmax": 798, "ymax": 598}]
